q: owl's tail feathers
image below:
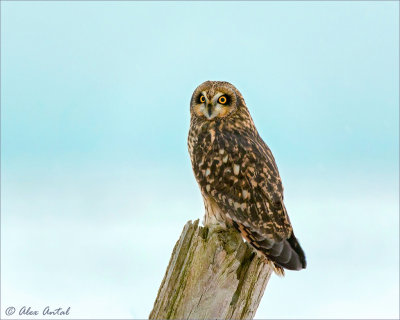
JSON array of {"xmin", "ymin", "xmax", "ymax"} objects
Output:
[
  {"xmin": 269, "ymin": 233, "xmax": 306, "ymax": 271},
  {"xmin": 232, "ymin": 221, "xmax": 306, "ymax": 272}
]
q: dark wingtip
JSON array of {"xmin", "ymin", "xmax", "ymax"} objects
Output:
[
  {"xmin": 287, "ymin": 233, "xmax": 307, "ymax": 269},
  {"xmin": 271, "ymin": 233, "xmax": 306, "ymax": 271}
]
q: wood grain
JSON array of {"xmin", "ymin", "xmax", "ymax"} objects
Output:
[{"xmin": 149, "ymin": 220, "xmax": 272, "ymax": 320}]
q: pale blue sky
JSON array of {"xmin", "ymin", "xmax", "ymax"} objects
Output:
[{"xmin": 1, "ymin": 1, "xmax": 399, "ymax": 319}]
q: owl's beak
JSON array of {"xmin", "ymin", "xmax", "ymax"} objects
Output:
[
  {"xmin": 207, "ymin": 104, "xmax": 213, "ymax": 117},
  {"xmin": 202, "ymin": 103, "xmax": 220, "ymax": 120}
]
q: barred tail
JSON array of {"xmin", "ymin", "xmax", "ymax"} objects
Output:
[
  {"xmin": 268, "ymin": 233, "xmax": 307, "ymax": 271},
  {"xmin": 233, "ymin": 221, "xmax": 307, "ymax": 273}
]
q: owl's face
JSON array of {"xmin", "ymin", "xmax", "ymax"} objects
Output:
[{"xmin": 190, "ymin": 81, "xmax": 244, "ymax": 121}]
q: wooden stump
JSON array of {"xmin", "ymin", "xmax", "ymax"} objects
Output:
[{"xmin": 149, "ymin": 219, "xmax": 273, "ymax": 320}]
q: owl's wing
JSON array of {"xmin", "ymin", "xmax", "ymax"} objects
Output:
[
  {"xmin": 212, "ymin": 132, "xmax": 290, "ymax": 238},
  {"xmin": 206, "ymin": 131, "xmax": 306, "ymax": 270}
]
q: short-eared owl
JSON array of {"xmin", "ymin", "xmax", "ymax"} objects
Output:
[{"xmin": 187, "ymin": 80, "xmax": 306, "ymax": 272}]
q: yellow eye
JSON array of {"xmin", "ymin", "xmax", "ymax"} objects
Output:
[
  {"xmin": 218, "ymin": 96, "xmax": 227, "ymax": 104},
  {"xmin": 199, "ymin": 95, "xmax": 206, "ymax": 103}
]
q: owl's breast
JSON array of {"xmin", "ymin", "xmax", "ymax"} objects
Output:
[
  {"xmin": 190, "ymin": 126, "xmax": 241, "ymax": 194},
  {"xmin": 188, "ymin": 124, "xmax": 233, "ymax": 226}
]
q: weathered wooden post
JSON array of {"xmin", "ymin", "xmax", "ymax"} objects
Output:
[{"xmin": 149, "ymin": 219, "xmax": 273, "ymax": 319}]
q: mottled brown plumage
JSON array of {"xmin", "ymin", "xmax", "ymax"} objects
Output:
[{"xmin": 187, "ymin": 81, "xmax": 306, "ymax": 273}]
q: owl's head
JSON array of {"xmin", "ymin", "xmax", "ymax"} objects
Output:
[{"xmin": 190, "ymin": 81, "xmax": 246, "ymax": 121}]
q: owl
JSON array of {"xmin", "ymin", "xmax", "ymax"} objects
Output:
[{"xmin": 187, "ymin": 81, "xmax": 306, "ymax": 274}]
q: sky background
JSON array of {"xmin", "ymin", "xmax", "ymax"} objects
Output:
[{"xmin": 1, "ymin": 1, "xmax": 399, "ymax": 319}]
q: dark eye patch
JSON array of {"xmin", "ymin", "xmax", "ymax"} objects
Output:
[
  {"xmin": 198, "ymin": 94, "xmax": 206, "ymax": 103},
  {"xmin": 218, "ymin": 95, "xmax": 231, "ymax": 105}
]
